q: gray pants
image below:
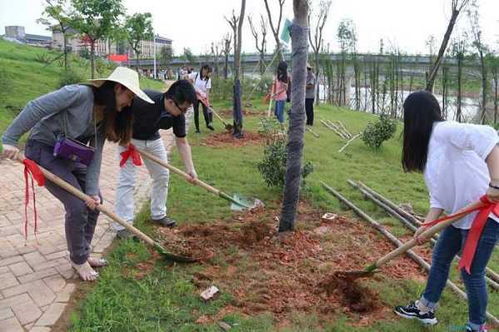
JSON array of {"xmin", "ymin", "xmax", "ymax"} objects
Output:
[{"xmin": 25, "ymin": 140, "xmax": 100, "ymax": 264}]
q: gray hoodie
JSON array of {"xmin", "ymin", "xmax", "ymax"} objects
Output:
[{"xmin": 1, "ymin": 84, "xmax": 105, "ymax": 195}]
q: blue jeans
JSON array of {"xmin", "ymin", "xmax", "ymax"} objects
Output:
[
  {"xmin": 419, "ymin": 219, "xmax": 498, "ymax": 329},
  {"xmin": 274, "ymin": 100, "xmax": 285, "ymax": 123}
]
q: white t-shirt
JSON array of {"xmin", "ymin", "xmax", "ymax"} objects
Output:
[
  {"xmin": 189, "ymin": 72, "xmax": 211, "ymax": 94},
  {"xmin": 424, "ymin": 121, "xmax": 499, "ymax": 229}
]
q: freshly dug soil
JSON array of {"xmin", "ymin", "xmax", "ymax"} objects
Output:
[
  {"xmin": 200, "ymin": 131, "xmax": 265, "ymax": 147},
  {"xmin": 156, "ymin": 201, "xmax": 427, "ymax": 326}
]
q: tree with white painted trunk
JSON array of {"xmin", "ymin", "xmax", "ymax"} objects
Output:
[{"xmin": 278, "ymin": 0, "xmax": 309, "ymax": 233}]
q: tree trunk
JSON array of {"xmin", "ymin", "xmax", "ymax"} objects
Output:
[
  {"xmin": 63, "ymin": 31, "xmax": 68, "ymax": 70},
  {"xmin": 315, "ymin": 52, "xmax": 319, "ymax": 104},
  {"xmin": 278, "ymin": 0, "xmax": 309, "ymax": 233},
  {"xmin": 90, "ymin": 40, "xmax": 95, "ymax": 79},
  {"xmin": 232, "ymin": 0, "xmax": 246, "ymax": 138},
  {"xmin": 493, "ymin": 67, "xmax": 498, "ymax": 124},
  {"xmin": 426, "ymin": 8, "xmax": 460, "ymax": 91},
  {"xmin": 479, "ymin": 50, "xmax": 487, "ymax": 124},
  {"xmin": 224, "ymin": 54, "xmax": 229, "ymax": 79},
  {"xmin": 456, "ymin": 52, "xmax": 463, "ymax": 122}
]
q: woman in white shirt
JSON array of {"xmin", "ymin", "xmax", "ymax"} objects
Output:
[
  {"xmin": 189, "ymin": 64, "xmax": 213, "ymax": 133},
  {"xmin": 394, "ymin": 90, "xmax": 499, "ymax": 332}
]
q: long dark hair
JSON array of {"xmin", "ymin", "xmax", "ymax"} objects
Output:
[
  {"xmin": 277, "ymin": 61, "xmax": 288, "ymax": 82},
  {"xmin": 199, "ymin": 64, "xmax": 212, "ymax": 80},
  {"xmin": 93, "ymin": 81, "xmax": 133, "ymax": 145},
  {"xmin": 402, "ymin": 90, "xmax": 443, "ymax": 172}
]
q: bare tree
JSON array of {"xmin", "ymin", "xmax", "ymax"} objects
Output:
[
  {"xmin": 450, "ymin": 36, "xmax": 468, "ymax": 122},
  {"xmin": 467, "ymin": 0, "xmax": 488, "ymax": 123},
  {"xmin": 222, "ymin": 34, "xmax": 232, "ymax": 79},
  {"xmin": 210, "ymin": 41, "xmax": 222, "ymax": 77},
  {"xmin": 308, "ymin": 0, "xmax": 332, "ymax": 104},
  {"xmin": 225, "ymin": 0, "xmax": 247, "ymax": 138},
  {"xmin": 279, "ymin": 0, "xmax": 309, "ymax": 233},
  {"xmin": 426, "ymin": 0, "xmax": 470, "ymax": 91},
  {"xmin": 263, "ymin": 0, "xmax": 286, "ymax": 61},
  {"xmin": 248, "ymin": 14, "xmax": 268, "ymax": 75}
]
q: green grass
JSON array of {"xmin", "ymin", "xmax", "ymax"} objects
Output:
[
  {"xmin": 69, "ymin": 99, "xmax": 498, "ymax": 331},
  {"xmin": 0, "ymin": 38, "xmax": 164, "ymax": 140}
]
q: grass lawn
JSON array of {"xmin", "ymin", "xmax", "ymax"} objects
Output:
[
  {"xmin": 68, "ymin": 99, "xmax": 498, "ymax": 331},
  {"xmin": 0, "ymin": 39, "xmax": 164, "ymax": 140}
]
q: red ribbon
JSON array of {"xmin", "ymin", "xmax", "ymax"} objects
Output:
[
  {"xmin": 421, "ymin": 195, "xmax": 499, "ymax": 274},
  {"xmin": 196, "ymin": 92, "xmax": 210, "ymax": 107},
  {"xmin": 22, "ymin": 159, "xmax": 45, "ymax": 239},
  {"xmin": 120, "ymin": 143, "xmax": 143, "ymax": 167}
]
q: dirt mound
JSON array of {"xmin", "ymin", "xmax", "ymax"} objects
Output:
[
  {"xmin": 156, "ymin": 201, "xmax": 426, "ymax": 326},
  {"xmin": 200, "ymin": 131, "xmax": 265, "ymax": 147}
]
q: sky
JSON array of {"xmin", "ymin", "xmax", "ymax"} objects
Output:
[{"xmin": 0, "ymin": 0, "xmax": 498, "ymax": 56}]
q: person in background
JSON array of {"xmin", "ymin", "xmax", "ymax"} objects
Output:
[
  {"xmin": 189, "ymin": 64, "xmax": 213, "ymax": 133},
  {"xmin": 394, "ymin": 90, "xmax": 499, "ymax": 332},
  {"xmin": 305, "ymin": 63, "xmax": 316, "ymax": 126},
  {"xmin": 272, "ymin": 61, "xmax": 290, "ymax": 124}
]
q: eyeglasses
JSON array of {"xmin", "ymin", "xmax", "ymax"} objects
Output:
[{"xmin": 173, "ymin": 100, "xmax": 190, "ymax": 113}]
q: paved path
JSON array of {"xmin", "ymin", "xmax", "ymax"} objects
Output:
[{"xmin": 0, "ymin": 130, "xmax": 175, "ymax": 331}]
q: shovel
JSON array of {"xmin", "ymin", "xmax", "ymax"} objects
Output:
[
  {"xmin": 343, "ymin": 200, "xmax": 486, "ymax": 278},
  {"xmin": 17, "ymin": 156, "xmax": 197, "ymax": 263},
  {"xmin": 137, "ymin": 148, "xmax": 262, "ymax": 211},
  {"xmin": 196, "ymin": 93, "xmax": 233, "ymax": 131}
]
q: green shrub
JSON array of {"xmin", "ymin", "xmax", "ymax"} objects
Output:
[
  {"xmin": 58, "ymin": 70, "xmax": 84, "ymax": 88},
  {"xmin": 361, "ymin": 114, "xmax": 397, "ymax": 149},
  {"xmin": 34, "ymin": 52, "xmax": 53, "ymax": 64},
  {"xmin": 257, "ymin": 118, "xmax": 314, "ymax": 188}
]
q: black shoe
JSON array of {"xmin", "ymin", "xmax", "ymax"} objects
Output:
[
  {"xmin": 195, "ymin": 130, "xmax": 201, "ymax": 133},
  {"xmin": 151, "ymin": 216, "xmax": 177, "ymax": 228},
  {"xmin": 394, "ymin": 301, "xmax": 438, "ymax": 325},
  {"xmin": 116, "ymin": 229, "xmax": 136, "ymax": 240},
  {"xmin": 206, "ymin": 124, "xmax": 215, "ymax": 131}
]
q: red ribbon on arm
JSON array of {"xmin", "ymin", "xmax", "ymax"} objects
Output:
[
  {"xmin": 458, "ymin": 196, "xmax": 499, "ymax": 274},
  {"xmin": 196, "ymin": 92, "xmax": 209, "ymax": 107},
  {"xmin": 120, "ymin": 143, "xmax": 143, "ymax": 167},
  {"xmin": 419, "ymin": 195, "xmax": 498, "ymax": 274},
  {"xmin": 22, "ymin": 159, "xmax": 45, "ymax": 239}
]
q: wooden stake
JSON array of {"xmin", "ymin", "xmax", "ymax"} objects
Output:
[{"xmin": 338, "ymin": 133, "xmax": 361, "ymax": 153}]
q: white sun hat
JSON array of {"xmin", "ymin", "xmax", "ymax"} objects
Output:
[{"xmin": 88, "ymin": 67, "xmax": 154, "ymax": 104}]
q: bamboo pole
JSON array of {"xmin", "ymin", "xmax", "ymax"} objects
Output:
[
  {"xmin": 358, "ymin": 181, "xmax": 499, "ymax": 283},
  {"xmin": 348, "ymin": 180, "xmax": 499, "ymax": 290},
  {"xmin": 326, "ymin": 119, "xmax": 351, "ymax": 139},
  {"xmin": 321, "ymin": 182, "xmax": 499, "ymax": 325},
  {"xmin": 338, "ymin": 133, "xmax": 361, "ymax": 153},
  {"xmin": 336, "ymin": 120, "xmax": 353, "ymax": 138},
  {"xmin": 306, "ymin": 126, "xmax": 320, "ymax": 138},
  {"xmin": 320, "ymin": 119, "xmax": 348, "ymax": 140}
]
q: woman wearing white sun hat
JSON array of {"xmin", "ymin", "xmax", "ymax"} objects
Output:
[{"xmin": 1, "ymin": 67, "xmax": 153, "ymax": 281}]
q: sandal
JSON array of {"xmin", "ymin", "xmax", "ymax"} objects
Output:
[
  {"xmin": 88, "ymin": 257, "xmax": 108, "ymax": 268},
  {"xmin": 71, "ymin": 261, "xmax": 99, "ymax": 281}
]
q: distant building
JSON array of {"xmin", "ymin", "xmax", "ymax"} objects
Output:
[
  {"xmin": 51, "ymin": 29, "xmax": 172, "ymax": 60},
  {"xmin": 3, "ymin": 26, "xmax": 51, "ymax": 47}
]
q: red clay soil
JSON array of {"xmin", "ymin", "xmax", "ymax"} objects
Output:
[
  {"xmin": 200, "ymin": 131, "xmax": 265, "ymax": 148},
  {"xmin": 155, "ymin": 201, "xmax": 429, "ymax": 326}
]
